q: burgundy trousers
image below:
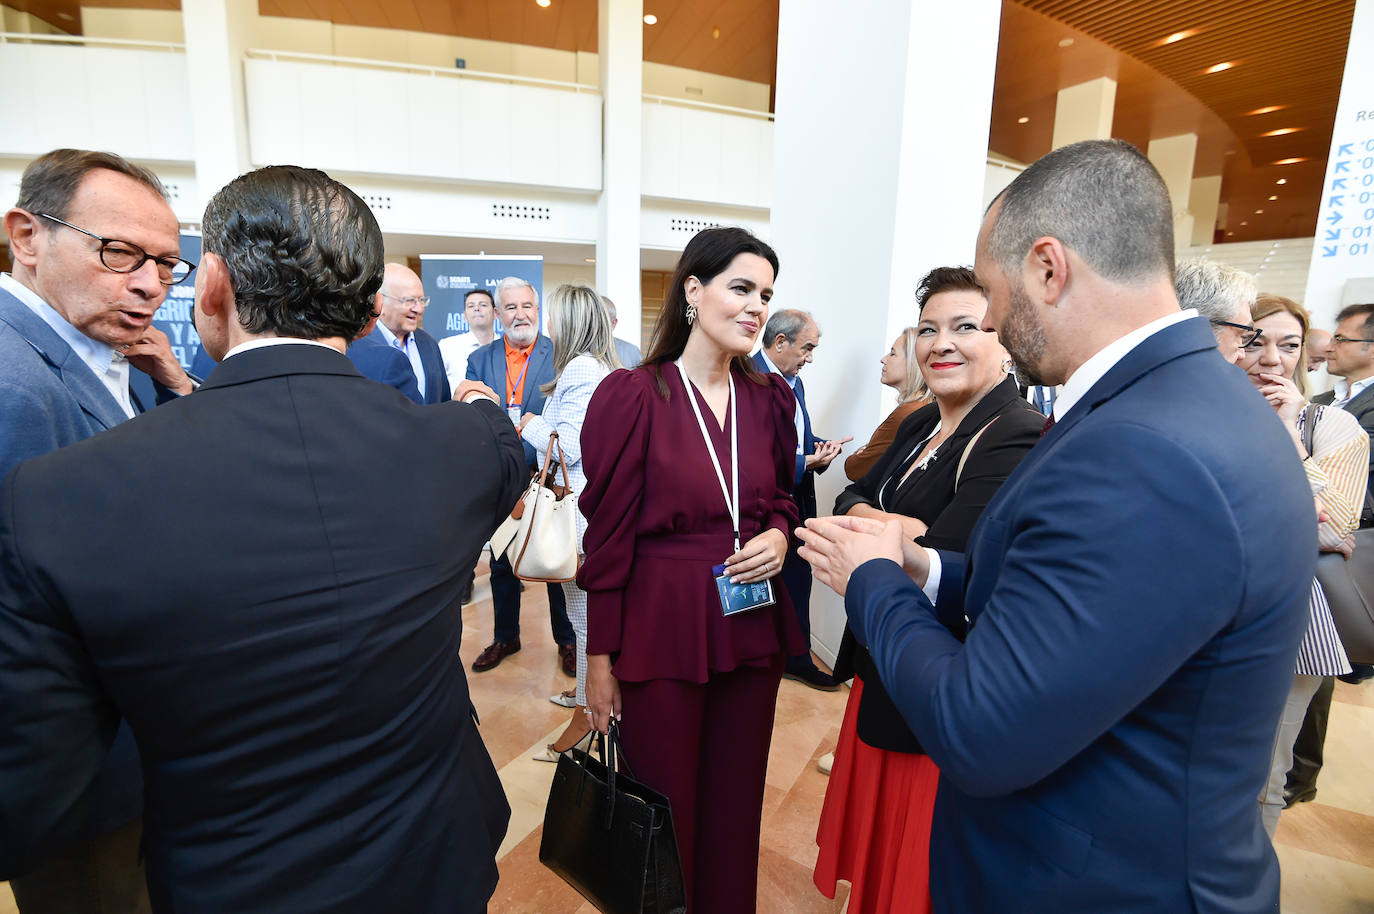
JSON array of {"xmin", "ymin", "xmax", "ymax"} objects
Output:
[{"xmin": 617, "ymin": 660, "xmax": 783, "ymax": 914}]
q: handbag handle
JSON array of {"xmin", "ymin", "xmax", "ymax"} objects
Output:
[
  {"xmin": 591, "ymin": 719, "xmax": 639, "ymax": 830},
  {"xmin": 538, "ymin": 431, "xmax": 574, "ymax": 495}
]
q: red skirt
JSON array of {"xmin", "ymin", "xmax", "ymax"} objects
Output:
[{"xmin": 813, "ymin": 675, "xmax": 938, "ymax": 914}]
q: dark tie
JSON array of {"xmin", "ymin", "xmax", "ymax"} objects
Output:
[{"xmin": 1041, "ymin": 414, "xmax": 1055, "ymax": 438}]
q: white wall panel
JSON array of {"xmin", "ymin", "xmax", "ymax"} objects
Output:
[
  {"xmin": 244, "ymin": 57, "xmax": 601, "ymax": 191},
  {"xmin": 0, "ymin": 43, "xmax": 192, "ymax": 162},
  {"xmin": 641, "ymin": 101, "xmax": 772, "ymax": 209}
]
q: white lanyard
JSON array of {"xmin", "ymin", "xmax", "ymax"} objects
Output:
[{"xmin": 677, "ymin": 359, "xmax": 741, "ymax": 553}]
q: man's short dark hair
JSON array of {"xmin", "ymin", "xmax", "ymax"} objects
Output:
[
  {"xmin": 1336, "ymin": 303, "xmax": 1374, "ymax": 339},
  {"xmin": 463, "ymin": 288, "xmax": 494, "ymax": 307},
  {"xmin": 15, "ymin": 148, "xmax": 167, "ymax": 221},
  {"xmin": 987, "ymin": 139, "xmax": 1174, "ymax": 285},
  {"xmin": 202, "ymin": 165, "xmax": 383, "ymax": 341}
]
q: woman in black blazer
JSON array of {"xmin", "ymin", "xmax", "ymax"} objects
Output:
[{"xmin": 814, "ymin": 267, "xmax": 1042, "ymax": 914}]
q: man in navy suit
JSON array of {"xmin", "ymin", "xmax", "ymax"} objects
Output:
[
  {"xmin": 798, "ymin": 140, "xmax": 1313, "ymax": 912},
  {"xmin": 0, "ymin": 164, "xmax": 521, "ymax": 913},
  {"xmin": 754, "ymin": 310, "xmax": 849, "ymax": 690},
  {"xmin": 465, "ymin": 276, "xmax": 576, "ymax": 674},
  {"xmin": 0, "ymin": 147, "xmax": 199, "ymax": 912},
  {"xmin": 345, "ymin": 311, "xmax": 423, "ymax": 404},
  {"xmin": 367, "ymin": 262, "xmax": 450, "ymax": 404}
]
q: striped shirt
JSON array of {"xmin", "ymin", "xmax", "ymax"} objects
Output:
[{"xmin": 1296, "ymin": 405, "xmax": 1367, "ymax": 675}]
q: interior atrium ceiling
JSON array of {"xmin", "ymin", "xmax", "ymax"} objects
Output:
[{"xmin": 11, "ymin": 0, "xmax": 1358, "ymax": 242}]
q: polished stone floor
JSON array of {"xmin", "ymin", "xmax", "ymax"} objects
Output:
[{"xmin": 4, "ymin": 567, "xmax": 1372, "ymax": 913}]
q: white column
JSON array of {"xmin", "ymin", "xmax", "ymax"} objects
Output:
[
  {"xmin": 595, "ymin": 0, "xmax": 643, "ymax": 347},
  {"xmin": 1304, "ymin": 0, "xmax": 1374, "ymax": 329},
  {"xmin": 1051, "ymin": 77, "xmax": 1116, "ymax": 150},
  {"xmin": 771, "ymin": 0, "xmax": 1001, "ymax": 667},
  {"xmin": 1189, "ymin": 175, "xmax": 1223, "ymax": 247},
  {"xmin": 1147, "ymin": 133, "xmax": 1199, "ymax": 250},
  {"xmin": 182, "ymin": 0, "xmax": 254, "ymax": 213}
]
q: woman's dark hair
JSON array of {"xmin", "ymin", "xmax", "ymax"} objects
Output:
[
  {"xmin": 915, "ymin": 266, "xmax": 984, "ymax": 312},
  {"xmin": 202, "ymin": 165, "xmax": 383, "ymax": 341},
  {"xmin": 643, "ymin": 226, "xmax": 780, "ymax": 399}
]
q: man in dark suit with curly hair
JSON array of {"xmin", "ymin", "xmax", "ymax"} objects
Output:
[{"xmin": 0, "ymin": 165, "xmax": 524, "ymax": 913}]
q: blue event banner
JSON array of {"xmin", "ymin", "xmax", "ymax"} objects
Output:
[
  {"xmin": 419, "ymin": 254, "xmax": 543, "ymax": 340},
  {"xmin": 129, "ymin": 232, "xmax": 210, "ymax": 407}
]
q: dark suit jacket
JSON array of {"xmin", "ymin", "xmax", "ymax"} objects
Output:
[
  {"xmin": 346, "ymin": 332, "xmax": 423, "ymax": 404},
  {"xmin": 0, "ymin": 344, "xmax": 524, "ymax": 913},
  {"xmin": 846, "ymin": 318, "xmax": 1314, "ymax": 912},
  {"xmin": 1314, "ymin": 383, "xmax": 1374, "ymax": 520},
  {"xmin": 832, "ymin": 376, "xmax": 1041, "ymax": 752},
  {"xmin": 364, "ymin": 325, "xmax": 450, "ymax": 405},
  {"xmin": 467, "ymin": 334, "xmax": 555, "ymax": 467}
]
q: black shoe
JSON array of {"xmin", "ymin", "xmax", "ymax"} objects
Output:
[
  {"xmin": 1337, "ymin": 663, "xmax": 1374, "ymax": 685},
  {"xmin": 460, "ymin": 575, "xmax": 475, "ymax": 605},
  {"xmin": 783, "ymin": 667, "xmax": 840, "ymax": 691},
  {"xmin": 1283, "ymin": 788, "xmax": 1317, "ymax": 809},
  {"xmin": 471, "ymin": 639, "xmax": 521, "ymax": 672}
]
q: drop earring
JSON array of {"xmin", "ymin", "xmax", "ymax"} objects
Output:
[{"xmin": 686, "ymin": 302, "xmax": 698, "ymax": 325}]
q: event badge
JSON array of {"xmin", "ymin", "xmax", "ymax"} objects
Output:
[
  {"xmin": 506, "ymin": 405, "xmax": 522, "ymax": 425},
  {"xmin": 713, "ymin": 564, "xmax": 776, "ymax": 617}
]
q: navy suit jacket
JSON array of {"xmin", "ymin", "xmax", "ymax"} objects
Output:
[
  {"xmin": 846, "ymin": 317, "xmax": 1313, "ymax": 912},
  {"xmin": 466, "ymin": 334, "xmax": 555, "ymax": 467},
  {"xmin": 0, "ymin": 345, "xmax": 524, "ymax": 912},
  {"xmin": 364, "ymin": 325, "xmax": 450, "ymax": 405},
  {"xmin": 346, "ymin": 332, "xmax": 423, "ymax": 404},
  {"xmin": 750, "ymin": 352, "xmax": 819, "ymax": 509},
  {"xmin": 0, "ymin": 285, "xmax": 155, "ymax": 841}
]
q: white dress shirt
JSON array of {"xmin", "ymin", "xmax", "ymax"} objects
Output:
[
  {"xmin": 919, "ymin": 309, "xmax": 1198, "ymax": 601},
  {"xmin": 1331, "ymin": 374, "xmax": 1374, "ymax": 408},
  {"xmin": 2, "ymin": 273, "xmax": 134, "ymax": 418},
  {"xmin": 758, "ymin": 349, "xmax": 805, "ymax": 455},
  {"xmin": 376, "ymin": 321, "xmax": 426, "ymax": 396},
  {"xmin": 439, "ymin": 332, "xmax": 484, "ymax": 397},
  {"xmin": 222, "ymin": 337, "xmax": 341, "ymax": 360}
]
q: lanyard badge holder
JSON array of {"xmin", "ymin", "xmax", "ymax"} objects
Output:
[
  {"xmin": 677, "ymin": 360, "xmax": 776, "ymax": 617},
  {"xmin": 507, "ymin": 354, "xmax": 533, "ymax": 425}
]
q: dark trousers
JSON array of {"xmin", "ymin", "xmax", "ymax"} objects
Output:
[
  {"xmin": 9, "ymin": 817, "xmax": 150, "ymax": 914},
  {"xmin": 618, "ymin": 661, "xmax": 782, "ymax": 914},
  {"xmin": 1286, "ymin": 674, "xmax": 1336, "ymax": 798},
  {"xmin": 779, "ymin": 545, "xmax": 817, "ymax": 673},
  {"xmin": 489, "ymin": 551, "xmax": 573, "ymax": 645}
]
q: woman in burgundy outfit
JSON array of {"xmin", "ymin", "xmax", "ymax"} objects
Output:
[{"xmin": 578, "ymin": 227, "xmax": 803, "ymax": 913}]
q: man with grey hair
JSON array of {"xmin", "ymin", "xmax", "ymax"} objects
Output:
[
  {"xmin": 465, "ymin": 276, "xmax": 576, "ymax": 674},
  {"xmin": 753, "ymin": 309, "xmax": 850, "ymax": 690},
  {"xmin": 601, "ymin": 295, "xmax": 642, "ymax": 368},
  {"xmin": 797, "ymin": 139, "xmax": 1312, "ymax": 911},
  {"xmin": 1174, "ymin": 258, "xmax": 1259, "ymax": 364}
]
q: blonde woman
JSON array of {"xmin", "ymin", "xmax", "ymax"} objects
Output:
[
  {"xmin": 845, "ymin": 327, "xmax": 932, "ymax": 481},
  {"xmin": 518, "ymin": 283, "xmax": 621, "ymax": 760}
]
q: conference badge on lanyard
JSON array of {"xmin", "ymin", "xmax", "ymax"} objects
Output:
[{"xmin": 677, "ymin": 360, "xmax": 777, "ymax": 617}]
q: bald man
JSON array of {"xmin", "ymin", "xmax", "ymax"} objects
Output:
[
  {"xmin": 366, "ymin": 263, "xmax": 450, "ymax": 404},
  {"xmin": 1307, "ymin": 328, "xmax": 1332, "ymax": 373}
]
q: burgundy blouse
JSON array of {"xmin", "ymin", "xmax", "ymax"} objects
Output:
[{"xmin": 577, "ymin": 363, "xmax": 805, "ymax": 683}]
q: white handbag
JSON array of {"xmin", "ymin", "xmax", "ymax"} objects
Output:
[{"xmin": 490, "ymin": 431, "xmax": 581, "ymax": 583}]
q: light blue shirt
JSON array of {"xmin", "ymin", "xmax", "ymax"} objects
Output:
[
  {"xmin": 0, "ymin": 273, "xmax": 133, "ymax": 418},
  {"xmin": 376, "ymin": 321, "xmax": 426, "ymax": 396}
]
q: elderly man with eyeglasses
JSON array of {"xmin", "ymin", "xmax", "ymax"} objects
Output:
[
  {"xmin": 0, "ymin": 147, "xmax": 199, "ymax": 912},
  {"xmin": 359, "ymin": 262, "xmax": 450, "ymax": 404},
  {"xmin": 1174, "ymin": 258, "xmax": 1260, "ymax": 364}
]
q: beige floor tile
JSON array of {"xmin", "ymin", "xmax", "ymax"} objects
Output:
[
  {"xmin": 1304, "ymin": 700, "xmax": 1374, "ymax": 818},
  {"xmin": 0, "ymin": 884, "xmax": 15, "ymax": 914},
  {"xmin": 1277, "ymin": 844, "xmax": 1374, "ymax": 913}
]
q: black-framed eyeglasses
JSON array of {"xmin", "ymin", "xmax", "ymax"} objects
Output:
[
  {"xmin": 37, "ymin": 213, "xmax": 195, "ymax": 286},
  {"xmin": 1332, "ymin": 334, "xmax": 1374, "ymax": 345},
  {"xmin": 1210, "ymin": 319, "xmax": 1263, "ymax": 347},
  {"xmin": 381, "ymin": 293, "xmax": 431, "ymax": 307}
]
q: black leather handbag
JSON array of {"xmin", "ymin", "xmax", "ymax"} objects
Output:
[
  {"xmin": 1304, "ymin": 405, "xmax": 1374, "ymax": 664},
  {"xmin": 539, "ymin": 720, "xmax": 687, "ymax": 914}
]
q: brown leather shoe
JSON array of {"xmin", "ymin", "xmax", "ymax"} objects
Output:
[
  {"xmin": 472, "ymin": 639, "xmax": 521, "ymax": 672},
  {"xmin": 558, "ymin": 642, "xmax": 577, "ymax": 677}
]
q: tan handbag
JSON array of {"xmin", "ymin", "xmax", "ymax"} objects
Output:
[{"xmin": 490, "ymin": 432, "xmax": 581, "ymax": 583}]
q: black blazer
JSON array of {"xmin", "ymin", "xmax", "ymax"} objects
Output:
[
  {"xmin": 0, "ymin": 345, "xmax": 525, "ymax": 913},
  {"xmin": 1314, "ymin": 383, "xmax": 1374, "ymax": 523},
  {"xmin": 833, "ymin": 375, "xmax": 1041, "ymax": 753}
]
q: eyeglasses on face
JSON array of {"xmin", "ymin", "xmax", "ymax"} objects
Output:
[
  {"xmin": 1332, "ymin": 334, "xmax": 1374, "ymax": 345},
  {"xmin": 38, "ymin": 213, "xmax": 195, "ymax": 286},
  {"xmin": 381, "ymin": 293, "xmax": 431, "ymax": 308},
  {"xmin": 1209, "ymin": 319, "xmax": 1263, "ymax": 347}
]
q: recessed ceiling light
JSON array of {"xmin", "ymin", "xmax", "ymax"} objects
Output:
[
  {"xmin": 1246, "ymin": 105, "xmax": 1285, "ymax": 116},
  {"xmin": 1227, "ymin": 231, "xmax": 1235, "ymax": 236},
  {"xmin": 1268, "ymin": 195, "xmax": 1278, "ymax": 200},
  {"xmin": 1273, "ymin": 157, "xmax": 1308, "ymax": 165},
  {"xmin": 1058, "ymin": 38, "xmax": 1074, "ymax": 48},
  {"xmin": 643, "ymin": 13, "xmax": 657, "ymax": 24},
  {"xmin": 1203, "ymin": 61, "xmax": 1236, "ymax": 74},
  {"xmin": 1276, "ymin": 178, "xmax": 1287, "ymax": 185},
  {"xmin": 1158, "ymin": 29, "xmax": 1199, "ymax": 45},
  {"xmin": 1241, "ymin": 221, "xmax": 1249, "ymax": 226},
  {"xmin": 1259, "ymin": 127, "xmax": 1302, "ymax": 137},
  {"xmin": 56, "ymin": 11, "xmax": 74, "ymax": 20},
  {"xmin": 712, "ymin": 26, "xmax": 720, "ymax": 39},
  {"xmin": 584, "ymin": 258, "xmax": 596, "ymax": 263},
  {"xmin": 1255, "ymin": 209, "xmax": 1264, "ymax": 214},
  {"xmin": 1017, "ymin": 116, "xmax": 1029, "ymax": 124},
  {"xmin": 536, "ymin": 0, "xmax": 550, "ymax": 7}
]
